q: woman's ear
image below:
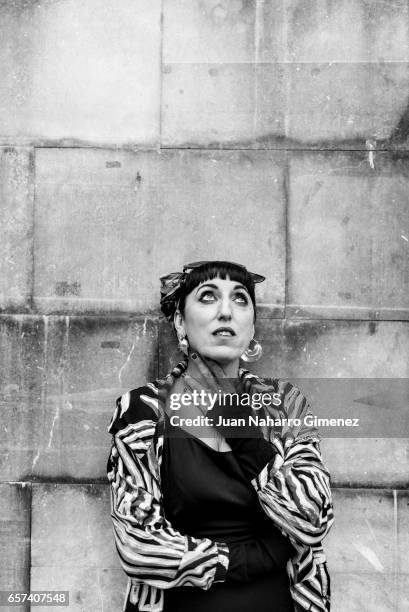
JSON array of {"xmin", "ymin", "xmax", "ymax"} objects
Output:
[{"xmin": 173, "ymin": 309, "xmax": 185, "ymax": 337}]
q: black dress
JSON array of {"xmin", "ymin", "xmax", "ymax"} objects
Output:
[{"xmin": 160, "ymin": 413, "xmax": 296, "ymax": 612}]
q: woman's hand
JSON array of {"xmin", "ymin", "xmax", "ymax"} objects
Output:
[
  {"xmin": 186, "ymin": 351, "xmax": 243, "ymax": 395},
  {"xmin": 183, "ymin": 351, "xmax": 258, "ymax": 440}
]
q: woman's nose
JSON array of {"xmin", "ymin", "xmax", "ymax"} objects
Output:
[{"xmin": 217, "ymin": 297, "xmax": 232, "ymax": 319}]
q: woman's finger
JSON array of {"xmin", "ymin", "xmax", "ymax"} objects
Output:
[
  {"xmin": 185, "ymin": 351, "xmax": 241, "ymax": 400},
  {"xmin": 185, "ymin": 373, "xmax": 236, "ymax": 399},
  {"xmin": 178, "ymin": 374, "xmax": 212, "ymax": 414},
  {"xmin": 182, "ymin": 373, "xmax": 219, "ymax": 403}
]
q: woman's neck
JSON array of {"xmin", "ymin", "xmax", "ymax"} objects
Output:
[{"xmin": 184, "ymin": 353, "xmax": 240, "ymax": 379}]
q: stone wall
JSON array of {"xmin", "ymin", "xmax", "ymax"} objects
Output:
[{"xmin": 1, "ymin": 1, "xmax": 408, "ymax": 610}]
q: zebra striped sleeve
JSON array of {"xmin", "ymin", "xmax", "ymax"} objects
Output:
[
  {"xmin": 251, "ymin": 437, "xmax": 334, "ymax": 546},
  {"xmin": 108, "ymin": 428, "xmax": 230, "ymax": 590},
  {"xmin": 250, "ymin": 384, "xmax": 334, "ymax": 547}
]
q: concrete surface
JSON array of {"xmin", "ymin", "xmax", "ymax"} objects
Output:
[
  {"xmin": 161, "ymin": 0, "xmax": 409, "ymax": 147},
  {"xmin": 0, "ymin": 148, "xmax": 33, "ymax": 310},
  {"xmin": 30, "ymin": 483, "xmax": 127, "ymax": 611},
  {"xmin": 0, "ymin": 483, "xmax": 30, "ymax": 594},
  {"xmin": 18, "ymin": 484, "xmax": 409, "ymax": 612},
  {"xmin": 1, "ymin": 2, "xmax": 408, "ymax": 611},
  {"xmin": 0, "ymin": 315, "xmax": 157, "ymax": 481},
  {"xmin": 33, "ymin": 148, "xmax": 286, "ymax": 316},
  {"xmin": 0, "ymin": 0, "xmax": 161, "ymax": 144},
  {"xmin": 288, "ymin": 152, "xmax": 409, "ymax": 319}
]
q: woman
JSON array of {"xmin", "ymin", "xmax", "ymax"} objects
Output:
[{"xmin": 107, "ymin": 260, "xmax": 334, "ymax": 612}]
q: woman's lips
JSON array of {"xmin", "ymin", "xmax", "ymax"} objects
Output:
[
  {"xmin": 213, "ymin": 330, "xmax": 235, "ymax": 339},
  {"xmin": 212, "ymin": 328, "xmax": 235, "ymax": 336}
]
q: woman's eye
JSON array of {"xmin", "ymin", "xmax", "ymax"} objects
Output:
[
  {"xmin": 234, "ymin": 292, "xmax": 249, "ymax": 304},
  {"xmin": 198, "ymin": 290, "xmax": 249, "ymax": 304},
  {"xmin": 199, "ymin": 291, "xmax": 216, "ymax": 302}
]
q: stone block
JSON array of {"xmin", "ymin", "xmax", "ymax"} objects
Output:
[
  {"xmin": 397, "ymin": 491, "xmax": 409, "ymax": 574},
  {"xmin": 30, "ymin": 566, "xmax": 127, "ymax": 612},
  {"xmin": 34, "ymin": 148, "xmax": 285, "ymax": 316},
  {"xmin": 330, "ymin": 572, "xmax": 396, "ymax": 611},
  {"xmin": 163, "ymin": 0, "xmax": 263, "ymax": 63},
  {"xmin": 0, "ymin": 315, "xmax": 157, "ymax": 481},
  {"xmin": 162, "ymin": 61, "xmax": 409, "ymax": 147},
  {"xmin": 280, "ymin": 0, "xmax": 409, "ymax": 63},
  {"xmin": 0, "ymin": 483, "xmax": 30, "ymax": 593},
  {"xmin": 325, "ymin": 489, "xmax": 395, "ymax": 574},
  {"xmin": 164, "ymin": 0, "xmax": 409, "ymax": 65},
  {"xmin": 0, "ymin": 3, "xmax": 32, "ymax": 138},
  {"xmin": 0, "ymin": 0, "xmax": 161, "ymax": 144},
  {"xmin": 288, "ymin": 152, "xmax": 409, "ymax": 319},
  {"xmin": 0, "ymin": 148, "xmax": 33, "ymax": 311},
  {"xmin": 0, "ymin": 316, "xmax": 46, "ymax": 481},
  {"xmin": 31, "ymin": 483, "xmax": 116, "ymax": 567},
  {"xmin": 398, "ymin": 573, "xmax": 409, "ymax": 611},
  {"xmin": 31, "ymin": 483, "xmax": 127, "ymax": 610},
  {"xmin": 282, "ymin": 62, "xmax": 409, "ymax": 145},
  {"xmin": 320, "ymin": 438, "xmax": 409, "ymax": 489},
  {"xmin": 251, "ymin": 319, "xmax": 409, "ymax": 378},
  {"xmin": 34, "ymin": 148, "xmax": 164, "ymax": 314},
  {"xmin": 162, "ymin": 62, "xmax": 286, "ymax": 146},
  {"xmin": 32, "ymin": 316, "xmax": 158, "ymax": 480}
]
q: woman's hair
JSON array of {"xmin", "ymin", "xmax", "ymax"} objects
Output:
[{"xmin": 176, "ymin": 261, "xmax": 257, "ymax": 323}]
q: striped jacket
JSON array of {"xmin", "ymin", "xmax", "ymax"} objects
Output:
[{"xmin": 107, "ymin": 358, "xmax": 334, "ymax": 611}]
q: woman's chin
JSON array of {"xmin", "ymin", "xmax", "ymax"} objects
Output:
[{"xmin": 194, "ymin": 346, "xmax": 242, "ymax": 364}]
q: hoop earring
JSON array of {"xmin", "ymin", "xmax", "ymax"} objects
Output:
[
  {"xmin": 241, "ymin": 338, "xmax": 263, "ymax": 362},
  {"xmin": 177, "ymin": 333, "xmax": 189, "ymax": 356}
]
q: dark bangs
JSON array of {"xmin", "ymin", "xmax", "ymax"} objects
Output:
[{"xmin": 177, "ymin": 261, "xmax": 257, "ymax": 320}]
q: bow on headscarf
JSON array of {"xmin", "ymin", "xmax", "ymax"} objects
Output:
[
  {"xmin": 159, "ymin": 271, "xmax": 187, "ymax": 321},
  {"xmin": 159, "ymin": 261, "xmax": 266, "ymax": 321}
]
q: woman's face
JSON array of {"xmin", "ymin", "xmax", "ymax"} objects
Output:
[{"xmin": 175, "ymin": 275, "xmax": 255, "ymax": 365}]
